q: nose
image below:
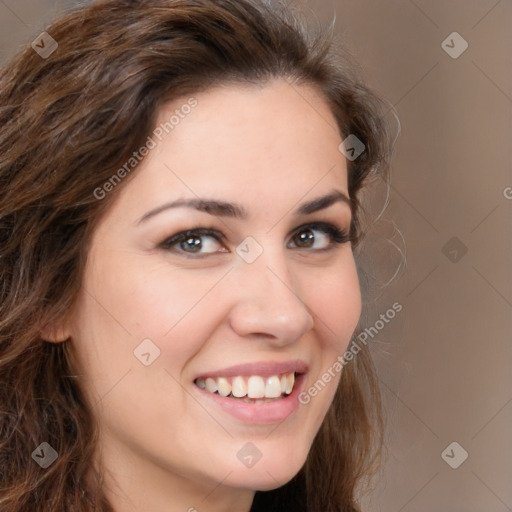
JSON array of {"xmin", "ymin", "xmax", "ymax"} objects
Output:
[{"xmin": 227, "ymin": 249, "xmax": 314, "ymax": 345}]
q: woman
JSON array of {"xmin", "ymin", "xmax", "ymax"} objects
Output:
[{"xmin": 0, "ymin": 0, "xmax": 392, "ymax": 510}]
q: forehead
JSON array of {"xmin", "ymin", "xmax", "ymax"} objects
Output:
[
  {"xmin": 154, "ymin": 78, "xmax": 342, "ymax": 156},
  {"xmin": 116, "ymin": 79, "xmax": 348, "ymax": 212}
]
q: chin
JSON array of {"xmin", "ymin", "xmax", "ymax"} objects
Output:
[
  {"xmin": 227, "ymin": 468, "xmax": 302, "ymax": 493},
  {"xmin": 222, "ymin": 443, "xmax": 310, "ymax": 491}
]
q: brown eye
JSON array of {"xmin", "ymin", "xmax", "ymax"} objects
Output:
[
  {"xmin": 288, "ymin": 223, "xmax": 350, "ymax": 251},
  {"xmin": 292, "ymin": 229, "xmax": 315, "ymax": 248}
]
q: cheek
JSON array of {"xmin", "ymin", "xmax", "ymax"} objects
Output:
[
  {"xmin": 294, "ymin": 255, "xmax": 361, "ymax": 423},
  {"xmin": 306, "ymin": 255, "xmax": 362, "ymax": 351},
  {"xmin": 90, "ymin": 249, "xmax": 210, "ymax": 327},
  {"xmin": 74, "ymin": 253, "xmax": 230, "ymax": 371}
]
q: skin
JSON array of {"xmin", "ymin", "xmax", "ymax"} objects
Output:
[{"xmin": 43, "ymin": 78, "xmax": 362, "ymax": 512}]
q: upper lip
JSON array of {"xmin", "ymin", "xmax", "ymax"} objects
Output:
[{"xmin": 195, "ymin": 359, "xmax": 308, "ymax": 380}]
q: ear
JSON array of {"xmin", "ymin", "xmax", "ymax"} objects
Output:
[{"xmin": 40, "ymin": 317, "xmax": 72, "ymax": 343}]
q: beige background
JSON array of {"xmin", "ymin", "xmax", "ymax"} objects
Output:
[{"xmin": 1, "ymin": 0, "xmax": 511, "ymax": 510}]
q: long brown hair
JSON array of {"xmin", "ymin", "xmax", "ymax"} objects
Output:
[{"xmin": 0, "ymin": 1, "xmax": 392, "ymax": 510}]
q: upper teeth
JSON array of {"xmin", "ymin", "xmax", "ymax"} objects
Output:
[{"xmin": 195, "ymin": 373, "xmax": 295, "ymax": 399}]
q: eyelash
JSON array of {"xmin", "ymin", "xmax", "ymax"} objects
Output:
[{"xmin": 158, "ymin": 222, "xmax": 351, "ymax": 257}]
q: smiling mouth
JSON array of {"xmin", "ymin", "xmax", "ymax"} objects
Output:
[{"xmin": 194, "ymin": 372, "xmax": 296, "ymax": 402}]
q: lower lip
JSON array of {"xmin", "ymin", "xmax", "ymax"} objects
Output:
[{"xmin": 194, "ymin": 373, "xmax": 306, "ymax": 424}]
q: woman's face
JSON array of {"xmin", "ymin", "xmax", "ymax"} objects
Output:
[{"xmin": 62, "ymin": 79, "xmax": 361, "ymax": 508}]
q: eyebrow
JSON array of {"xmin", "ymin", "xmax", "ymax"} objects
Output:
[{"xmin": 136, "ymin": 190, "xmax": 351, "ymax": 225}]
